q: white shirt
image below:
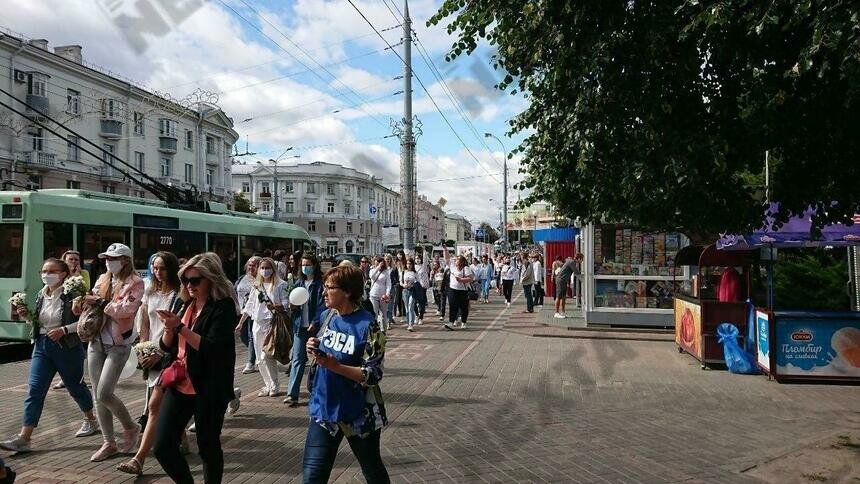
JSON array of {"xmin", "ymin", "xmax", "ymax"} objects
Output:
[
  {"xmin": 415, "ymin": 257, "xmax": 430, "ymax": 288},
  {"xmin": 236, "ymin": 274, "xmax": 255, "ymax": 305},
  {"xmin": 141, "ymin": 289, "xmax": 176, "ymax": 342},
  {"xmin": 369, "ymin": 267, "xmax": 392, "ymax": 298},
  {"xmin": 243, "ymin": 280, "xmax": 289, "ymax": 323},
  {"xmin": 532, "ymin": 261, "xmax": 543, "ymax": 285},
  {"xmin": 449, "ymin": 265, "xmax": 474, "ymax": 291},
  {"xmin": 501, "ymin": 264, "xmax": 517, "ymax": 281},
  {"xmin": 402, "ymin": 270, "xmax": 417, "ymax": 288},
  {"xmin": 38, "ymin": 286, "xmax": 64, "ymax": 330}
]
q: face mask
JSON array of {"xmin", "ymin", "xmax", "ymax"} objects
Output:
[
  {"xmin": 41, "ymin": 273, "xmax": 60, "ymax": 287},
  {"xmin": 260, "ymin": 268, "xmax": 274, "ymax": 279},
  {"xmin": 106, "ymin": 260, "xmax": 123, "ymax": 274},
  {"xmin": 302, "ymin": 266, "xmax": 314, "ymax": 276}
]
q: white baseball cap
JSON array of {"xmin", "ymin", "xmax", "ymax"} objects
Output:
[{"xmin": 98, "ymin": 242, "xmax": 132, "ymax": 259}]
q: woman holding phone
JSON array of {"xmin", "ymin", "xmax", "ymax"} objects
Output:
[{"xmin": 152, "ymin": 253, "xmax": 238, "ymax": 484}]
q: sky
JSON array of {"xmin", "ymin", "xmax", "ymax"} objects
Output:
[{"xmin": 2, "ymin": 0, "xmax": 529, "ymax": 229}]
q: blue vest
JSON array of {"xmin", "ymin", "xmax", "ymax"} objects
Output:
[{"xmin": 309, "ymin": 309, "xmax": 373, "ymax": 425}]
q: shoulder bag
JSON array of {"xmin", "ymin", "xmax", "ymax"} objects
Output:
[
  {"xmin": 77, "ymin": 281, "xmax": 113, "ymax": 342},
  {"xmin": 260, "ymin": 285, "xmax": 294, "ymax": 365}
]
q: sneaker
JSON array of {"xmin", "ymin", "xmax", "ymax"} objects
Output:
[
  {"xmin": 439, "ymin": 315, "xmax": 445, "ymax": 321},
  {"xmin": 119, "ymin": 427, "xmax": 139, "ymax": 454},
  {"xmin": 417, "ymin": 319, "xmax": 423, "ymax": 325},
  {"xmin": 75, "ymin": 418, "xmax": 99, "ymax": 437},
  {"xmin": 0, "ymin": 434, "xmax": 31, "ymax": 453},
  {"xmin": 188, "ymin": 422, "xmax": 196, "ymax": 433},
  {"xmin": 460, "ymin": 322, "xmax": 468, "ymax": 329},
  {"xmin": 52, "ymin": 380, "xmax": 66, "ymax": 389},
  {"xmin": 506, "ymin": 302, "xmax": 511, "ymax": 307},
  {"xmin": 443, "ymin": 323, "xmax": 454, "ymax": 331},
  {"xmin": 90, "ymin": 441, "xmax": 118, "ymax": 462},
  {"xmin": 284, "ymin": 396, "xmax": 299, "ymax": 408},
  {"xmin": 268, "ymin": 389, "xmax": 282, "ymax": 397},
  {"xmin": 386, "ymin": 322, "xmax": 392, "ymax": 331},
  {"xmin": 435, "ymin": 310, "xmax": 441, "ymax": 316},
  {"xmin": 242, "ymin": 363, "xmax": 255, "ymax": 374},
  {"xmin": 407, "ymin": 326, "xmax": 414, "ymax": 332},
  {"xmin": 228, "ymin": 388, "xmax": 242, "ymax": 416}
]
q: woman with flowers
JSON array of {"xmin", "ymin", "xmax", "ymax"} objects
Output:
[{"xmin": 0, "ymin": 258, "xmax": 98, "ymax": 454}]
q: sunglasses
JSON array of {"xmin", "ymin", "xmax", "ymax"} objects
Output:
[{"xmin": 181, "ymin": 276, "xmax": 205, "ymax": 287}]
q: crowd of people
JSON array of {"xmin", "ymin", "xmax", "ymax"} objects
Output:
[{"xmin": 0, "ymin": 240, "xmax": 582, "ymax": 483}]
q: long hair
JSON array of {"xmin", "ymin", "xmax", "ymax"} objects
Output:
[
  {"xmin": 178, "ymin": 252, "xmax": 239, "ymax": 312},
  {"xmin": 254, "ymin": 257, "xmax": 283, "ymax": 288},
  {"xmin": 147, "ymin": 251, "xmax": 181, "ymax": 296},
  {"xmin": 97, "ymin": 255, "xmax": 136, "ymax": 299}
]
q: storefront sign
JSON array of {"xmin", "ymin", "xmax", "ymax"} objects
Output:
[
  {"xmin": 756, "ymin": 311, "xmax": 770, "ymax": 371},
  {"xmin": 774, "ymin": 319, "xmax": 860, "ymax": 378},
  {"xmin": 674, "ymin": 298, "xmax": 702, "ymax": 358}
]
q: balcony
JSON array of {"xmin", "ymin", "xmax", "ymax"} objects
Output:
[
  {"xmin": 158, "ymin": 137, "xmax": 178, "ymax": 154},
  {"xmin": 156, "ymin": 175, "xmax": 182, "ymax": 186},
  {"xmin": 206, "ymin": 152, "xmax": 220, "ymax": 165},
  {"xmin": 18, "ymin": 150, "xmax": 55, "ymax": 167},
  {"xmin": 209, "ymin": 186, "xmax": 225, "ymax": 197},
  {"xmin": 99, "ymin": 119, "xmax": 123, "ymax": 139},
  {"xmin": 25, "ymin": 94, "xmax": 49, "ymax": 116},
  {"xmin": 99, "ymin": 166, "xmax": 123, "ymax": 180}
]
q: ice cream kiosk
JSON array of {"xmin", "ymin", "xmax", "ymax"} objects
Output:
[
  {"xmin": 673, "ymin": 244, "xmax": 754, "ymax": 369},
  {"xmin": 718, "ymin": 205, "xmax": 860, "ymax": 382}
]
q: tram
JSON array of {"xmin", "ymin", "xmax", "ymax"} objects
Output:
[{"xmin": 0, "ymin": 189, "xmax": 311, "ymax": 341}]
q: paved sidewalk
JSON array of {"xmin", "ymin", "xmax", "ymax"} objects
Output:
[{"xmin": 1, "ymin": 291, "xmax": 858, "ymax": 483}]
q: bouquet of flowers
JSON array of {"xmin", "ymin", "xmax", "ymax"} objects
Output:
[
  {"xmin": 8, "ymin": 292, "xmax": 27, "ymax": 309},
  {"xmin": 133, "ymin": 340, "xmax": 165, "ymax": 358},
  {"xmin": 63, "ymin": 275, "xmax": 87, "ymax": 299}
]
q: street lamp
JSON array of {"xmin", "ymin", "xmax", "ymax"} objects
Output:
[
  {"xmin": 485, "ymin": 133, "xmax": 508, "ymax": 250},
  {"xmin": 258, "ymin": 149, "xmax": 298, "ymax": 221}
]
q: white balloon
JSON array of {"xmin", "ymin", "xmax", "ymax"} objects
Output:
[
  {"xmin": 119, "ymin": 348, "xmax": 138, "ymax": 380},
  {"xmin": 290, "ymin": 286, "xmax": 310, "ymax": 306}
]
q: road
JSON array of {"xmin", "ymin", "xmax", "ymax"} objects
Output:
[{"xmin": 1, "ymin": 290, "xmax": 858, "ymax": 483}]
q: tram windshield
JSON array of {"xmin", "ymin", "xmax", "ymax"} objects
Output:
[{"xmin": 0, "ymin": 223, "xmax": 24, "ymax": 278}]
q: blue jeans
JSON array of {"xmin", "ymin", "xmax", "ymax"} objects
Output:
[
  {"xmin": 24, "ymin": 335, "xmax": 94, "ymax": 427},
  {"xmin": 287, "ymin": 325, "xmax": 310, "ymax": 399},
  {"xmin": 244, "ymin": 318, "xmax": 256, "ymax": 365},
  {"xmin": 402, "ymin": 289, "xmax": 416, "ymax": 327},
  {"xmin": 385, "ymin": 286, "xmax": 396, "ymax": 323},
  {"xmin": 413, "ymin": 283, "xmax": 427, "ymax": 319},
  {"xmin": 523, "ymin": 284, "xmax": 534, "ymax": 311},
  {"xmin": 480, "ymin": 279, "xmax": 491, "ymax": 299},
  {"xmin": 302, "ymin": 424, "xmax": 389, "ymax": 484}
]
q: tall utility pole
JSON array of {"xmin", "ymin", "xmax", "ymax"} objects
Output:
[
  {"xmin": 400, "ymin": 0, "xmax": 416, "ymax": 252},
  {"xmin": 485, "ymin": 133, "xmax": 508, "ymax": 250}
]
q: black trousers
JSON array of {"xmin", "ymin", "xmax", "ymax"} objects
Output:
[
  {"xmin": 502, "ymin": 280, "xmax": 514, "ymax": 303},
  {"xmin": 448, "ymin": 288, "xmax": 469, "ymax": 324},
  {"xmin": 154, "ymin": 387, "xmax": 227, "ymax": 484}
]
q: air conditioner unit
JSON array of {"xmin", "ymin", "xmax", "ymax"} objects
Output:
[{"xmin": 14, "ymin": 70, "xmax": 27, "ymax": 83}]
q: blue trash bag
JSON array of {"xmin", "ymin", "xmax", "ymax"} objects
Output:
[{"xmin": 717, "ymin": 323, "xmax": 760, "ymax": 375}]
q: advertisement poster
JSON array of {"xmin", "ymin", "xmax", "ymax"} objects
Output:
[
  {"xmin": 674, "ymin": 298, "xmax": 702, "ymax": 358},
  {"xmin": 775, "ymin": 319, "xmax": 860, "ymax": 378},
  {"xmin": 756, "ymin": 311, "xmax": 770, "ymax": 371}
]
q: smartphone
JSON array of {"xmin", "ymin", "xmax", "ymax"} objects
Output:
[{"xmin": 312, "ymin": 346, "xmax": 326, "ymax": 357}]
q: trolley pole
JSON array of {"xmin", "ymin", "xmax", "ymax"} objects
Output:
[{"xmin": 400, "ymin": 0, "xmax": 416, "ymax": 252}]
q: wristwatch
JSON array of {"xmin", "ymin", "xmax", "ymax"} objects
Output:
[{"xmin": 174, "ymin": 323, "xmax": 186, "ymax": 334}]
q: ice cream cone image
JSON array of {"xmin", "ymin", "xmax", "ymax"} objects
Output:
[{"xmin": 831, "ymin": 327, "xmax": 860, "ymax": 368}]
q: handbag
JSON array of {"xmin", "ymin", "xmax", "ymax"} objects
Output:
[
  {"xmin": 76, "ymin": 281, "xmax": 113, "ymax": 342},
  {"xmin": 306, "ymin": 309, "xmax": 337, "ymax": 393},
  {"xmin": 259, "ymin": 286, "xmax": 294, "ymax": 365},
  {"xmin": 159, "ymin": 359, "xmax": 187, "ymax": 389}
]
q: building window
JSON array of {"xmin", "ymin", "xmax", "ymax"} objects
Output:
[
  {"xmin": 66, "ymin": 180, "xmax": 80, "ymax": 189},
  {"xmin": 102, "ymin": 143, "xmax": 114, "ymax": 163},
  {"xmin": 160, "ymin": 157, "xmax": 171, "ymax": 177},
  {"xmin": 185, "ymin": 130, "xmax": 194, "ymax": 150},
  {"xmin": 360, "ymin": 223, "xmax": 364, "ymax": 234},
  {"xmin": 344, "ymin": 204, "xmax": 351, "ymax": 215},
  {"xmin": 29, "ymin": 128, "xmax": 43, "ymax": 151},
  {"xmin": 66, "ymin": 89, "xmax": 80, "ymax": 115},
  {"xmin": 346, "ymin": 222, "xmax": 353, "ymax": 233},
  {"xmin": 241, "ymin": 182, "xmax": 250, "ymax": 193},
  {"xmin": 308, "ymin": 221, "xmax": 316, "ymax": 232},
  {"xmin": 329, "ymin": 221, "xmax": 336, "ymax": 233},
  {"xmin": 327, "ymin": 202, "xmax": 335, "ymax": 213},
  {"xmin": 101, "ymin": 98, "xmax": 125, "ymax": 119},
  {"xmin": 307, "ymin": 201, "xmax": 316, "ymax": 213},
  {"xmin": 133, "ymin": 112, "xmax": 145, "ymax": 135},
  {"xmin": 284, "ymin": 181, "xmax": 293, "ymax": 193},
  {"xmin": 344, "ymin": 185, "xmax": 351, "ymax": 196},
  {"xmin": 159, "ymin": 119, "xmax": 177, "ymax": 137},
  {"xmin": 102, "ymin": 185, "xmax": 115, "ymax": 194},
  {"xmin": 184, "ymin": 163, "xmax": 193, "ymax": 183},
  {"xmin": 67, "ymin": 135, "xmax": 79, "ymax": 161},
  {"xmin": 262, "ymin": 202, "xmax": 271, "ymax": 212},
  {"xmin": 285, "ymin": 201, "xmax": 294, "ymax": 213},
  {"xmin": 28, "ymin": 73, "xmax": 47, "ymax": 97},
  {"xmin": 206, "ymin": 168, "xmax": 214, "ymax": 186},
  {"xmin": 206, "ymin": 136, "xmax": 215, "ymax": 154},
  {"xmin": 135, "ymin": 190, "xmax": 145, "ymax": 198},
  {"xmin": 261, "ymin": 181, "xmax": 270, "ymax": 194},
  {"xmin": 306, "ymin": 183, "xmax": 316, "ymax": 194},
  {"xmin": 134, "ymin": 151, "xmax": 144, "ymax": 172},
  {"xmin": 327, "ymin": 183, "xmax": 335, "ymax": 195}
]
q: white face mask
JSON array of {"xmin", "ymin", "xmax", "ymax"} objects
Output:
[
  {"xmin": 106, "ymin": 260, "xmax": 123, "ymax": 274},
  {"xmin": 260, "ymin": 268, "xmax": 274, "ymax": 279},
  {"xmin": 41, "ymin": 273, "xmax": 60, "ymax": 287}
]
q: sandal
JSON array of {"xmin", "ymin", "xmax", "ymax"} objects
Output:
[{"xmin": 117, "ymin": 457, "xmax": 143, "ymax": 476}]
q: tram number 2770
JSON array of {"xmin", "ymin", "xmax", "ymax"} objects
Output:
[{"xmin": 160, "ymin": 236, "xmax": 173, "ymax": 245}]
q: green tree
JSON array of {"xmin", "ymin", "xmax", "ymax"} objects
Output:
[
  {"xmin": 429, "ymin": 1, "xmax": 860, "ymax": 239},
  {"xmin": 232, "ymin": 192, "xmax": 255, "ymax": 213},
  {"xmin": 477, "ymin": 222, "xmax": 499, "ymax": 243}
]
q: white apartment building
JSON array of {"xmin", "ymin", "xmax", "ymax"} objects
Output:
[
  {"xmin": 415, "ymin": 195, "xmax": 446, "ymax": 245},
  {"xmin": 445, "ymin": 213, "xmax": 473, "ymax": 242},
  {"xmin": 233, "ymin": 161, "xmax": 400, "ymax": 255},
  {"xmin": 0, "ymin": 33, "xmax": 238, "ymax": 200}
]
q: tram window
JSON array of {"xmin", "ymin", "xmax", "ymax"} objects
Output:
[
  {"xmin": 43, "ymin": 222, "xmax": 74, "ymax": 259},
  {"xmin": 0, "ymin": 224, "xmax": 24, "ymax": 278},
  {"xmin": 134, "ymin": 229, "xmax": 206, "ymax": 271},
  {"xmin": 78, "ymin": 226, "xmax": 130, "ymax": 281},
  {"xmin": 240, "ymin": 236, "xmax": 293, "ymax": 265},
  {"xmin": 209, "ymin": 234, "xmax": 239, "ymax": 282}
]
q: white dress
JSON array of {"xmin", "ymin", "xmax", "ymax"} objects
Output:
[
  {"xmin": 140, "ymin": 289, "xmax": 177, "ymax": 387},
  {"xmin": 242, "ymin": 281, "xmax": 289, "ymax": 364}
]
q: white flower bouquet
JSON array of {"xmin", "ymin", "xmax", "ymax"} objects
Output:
[
  {"xmin": 133, "ymin": 340, "xmax": 165, "ymax": 358},
  {"xmin": 63, "ymin": 275, "xmax": 87, "ymax": 299},
  {"xmin": 8, "ymin": 292, "xmax": 26, "ymax": 308}
]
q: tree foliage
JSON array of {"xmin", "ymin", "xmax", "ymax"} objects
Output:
[
  {"xmin": 429, "ymin": 1, "xmax": 860, "ymax": 238},
  {"xmin": 478, "ymin": 221, "xmax": 499, "ymax": 243},
  {"xmin": 232, "ymin": 192, "xmax": 255, "ymax": 213}
]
